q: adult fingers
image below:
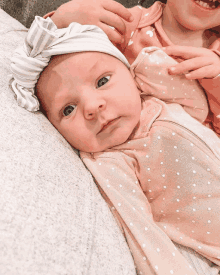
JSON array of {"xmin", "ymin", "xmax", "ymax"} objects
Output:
[
  {"xmin": 100, "ymin": 10, "xmax": 126, "ymax": 35},
  {"xmin": 163, "ymin": 45, "xmax": 209, "ymax": 60},
  {"xmin": 168, "ymin": 57, "xmax": 212, "ymax": 75},
  {"xmin": 103, "ymin": 0, "xmax": 133, "ymax": 22},
  {"xmin": 185, "ymin": 65, "xmax": 217, "ymax": 79},
  {"xmin": 98, "ymin": 22, "xmax": 123, "ymax": 44}
]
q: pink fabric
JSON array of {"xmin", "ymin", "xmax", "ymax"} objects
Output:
[
  {"xmin": 118, "ymin": 1, "xmax": 220, "ymax": 135},
  {"xmin": 80, "ymin": 49, "xmax": 220, "ymax": 275}
]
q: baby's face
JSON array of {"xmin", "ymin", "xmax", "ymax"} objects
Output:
[{"xmin": 36, "ymin": 52, "xmax": 141, "ymax": 152}]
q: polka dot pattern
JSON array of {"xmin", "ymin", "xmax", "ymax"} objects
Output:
[{"xmin": 81, "ymin": 2, "xmax": 220, "ymax": 273}]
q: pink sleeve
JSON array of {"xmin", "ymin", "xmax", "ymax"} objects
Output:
[
  {"xmin": 130, "ymin": 47, "xmax": 209, "ymax": 123},
  {"xmin": 198, "ymin": 47, "xmax": 220, "ymax": 135},
  {"xmin": 80, "ymin": 151, "xmax": 198, "ymax": 275}
]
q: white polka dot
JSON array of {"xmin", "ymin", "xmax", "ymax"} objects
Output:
[
  {"xmin": 177, "ymin": 186, "xmax": 180, "ymax": 189},
  {"xmin": 158, "ymin": 136, "xmax": 161, "ymax": 139},
  {"xmin": 208, "ymin": 220, "xmax": 211, "ymax": 224},
  {"xmin": 130, "ymin": 222, "xmax": 133, "ymax": 226},
  {"xmin": 193, "ymin": 196, "xmax": 196, "ymax": 199},
  {"xmin": 208, "ymin": 194, "xmax": 211, "ymax": 198},
  {"xmin": 176, "ymin": 159, "xmax": 179, "ymax": 162},
  {"xmin": 146, "ymin": 155, "xmax": 149, "ymax": 158},
  {"xmin": 190, "ymin": 143, "xmax": 194, "ymax": 146},
  {"xmin": 157, "ymin": 248, "xmax": 160, "ymax": 252},
  {"xmin": 148, "ymin": 179, "xmax": 151, "ymax": 182},
  {"xmin": 141, "ymin": 207, "xmax": 144, "ymax": 210},
  {"xmin": 198, "ymin": 246, "xmax": 202, "ymax": 249},
  {"xmin": 145, "ymin": 13, "xmax": 149, "ymax": 16},
  {"xmin": 193, "ymin": 208, "xmax": 196, "ymax": 212},
  {"xmin": 180, "ymin": 236, "xmax": 183, "ymax": 239},
  {"xmin": 192, "ymin": 156, "xmax": 195, "ymax": 160},
  {"xmin": 107, "ymin": 185, "xmax": 110, "ymax": 188},
  {"xmin": 207, "ymin": 232, "xmax": 211, "ymax": 234},
  {"xmin": 147, "ymin": 167, "xmax": 150, "ymax": 171},
  {"xmin": 112, "ymin": 167, "xmax": 115, "ymax": 170},
  {"xmin": 119, "ymin": 184, "xmax": 122, "ymax": 188},
  {"xmin": 133, "ymin": 207, "xmax": 136, "ymax": 211},
  {"xmin": 177, "ymin": 172, "xmax": 180, "ymax": 175},
  {"xmin": 143, "ymin": 257, "xmax": 146, "ymax": 261},
  {"xmin": 193, "ymin": 184, "xmax": 196, "ymax": 187},
  {"xmin": 193, "ymin": 170, "xmax": 196, "ymax": 174},
  {"xmin": 192, "ymin": 230, "xmax": 194, "ymax": 233},
  {"xmin": 208, "ymin": 181, "xmax": 211, "ymax": 185},
  {"xmin": 155, "ymin": 266, "xmax": 158, "ymax": 270},
  {"xmin": 99, "ymin": 162, "xmax": 102, "ymax": 165},
  {"xmin": 177, "ymin": 199, "xmax": 180, "ymax": 202},
  {"xmin": 132, "ymin": 189, "xmax": 136, "ymax": 193},
  {"xmin": 145, "ymin": 67, "xmax": 148, "ymax": 70},
  {"xmin": 176, "ymin": 209, "xmax": 180, "ymax": 212},
  {"xmin": 149, "ymin": 190, "xmax": 152, "ymax": 192},
  {"xmin": 145, "ymin": 227, "xmax": 148, "ymax": 231},
  {"xmin": 161, "ymin": 162, "xmax": 163, "ymax": 164},
  {"xmin": 174, "ymin": 146, "xmax": 177, "ymax": 149},
  {"xmin": 171, "ymin": 78, "xmax": 173, "ymax": 80},
  {"xmin": 172, "ymin": 252, "xmax": 175, "ymax": 256},
  {"xmin": 160, "ymin": 150, "xmax": 162, "ymax": 152},
  {"xmin": 142, "ymin": 243, "xmax": 146, "ymax": 247},
  {"xmin": 208, "ymin": 207, "xmax": 212, "ymax": 211},
  {"xmin": 207, "ymin": 168, "xmax": 211, "ymax": 172},
  {"xmin": 135, "ymin": 181, "xmax": 138, "ymax": 184},
  {"xmin": 163, "ymin": 186, "xmax": 167, "ymax": 189},
  {"xmin": 118, "ymin": 203, "xmax": 121, "ymax": 206},
  {"xmin": 164, "ymin": 225, "xmax": 167, "ymax": 229},
  {"xmin": 192, "ymin": 220, "xmax": 195, "ymax": 223},
  {"xmin": 170, "ymin": 270, "xmax": 174, "ymax": 274}
]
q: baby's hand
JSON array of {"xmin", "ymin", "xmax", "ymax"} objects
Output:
[
  {"xmin": 50, "ymin": 0, "xmax": 133, "ymax": 45},
  {"xmin": 163, "ymin": 45, "xmax": 220, "ymax": 79}
]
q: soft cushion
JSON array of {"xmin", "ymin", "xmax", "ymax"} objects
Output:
[{"xmin": 0, "ymin": 8, "xmax": 136, "ymax": 275}]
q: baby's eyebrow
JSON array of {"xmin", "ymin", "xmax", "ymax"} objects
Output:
[{"xmin": 89, "ymin": 60, "xmax": 100, "ymax": 72}]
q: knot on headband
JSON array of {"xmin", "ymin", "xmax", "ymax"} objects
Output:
[{"xmin": 10, "ymin": 16, "xmax": 130, "ymax": 112}]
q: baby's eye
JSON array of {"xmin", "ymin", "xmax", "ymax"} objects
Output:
[
  {"xmin": 63, "ymin": 105, "xmax": 76, "ymax": 116},
  {"xmin": 97, "ymin": 76, "xmax": 110, "ymax": 88}
]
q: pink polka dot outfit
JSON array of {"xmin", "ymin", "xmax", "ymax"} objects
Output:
[
  {"xmin": 80, "ymin": 48, "xmax": 220, "ymax": 275},
  {"xmin": 118, "ymin": 1, "xmax": 220, "ymax": 136}
]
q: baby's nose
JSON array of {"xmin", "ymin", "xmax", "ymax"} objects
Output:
[{"xmin": 83, "ymin": 96, "xmax": 106, "ymax": 119}]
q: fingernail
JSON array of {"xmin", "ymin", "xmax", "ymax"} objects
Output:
[
  {"xmin": 129, "ymin": 15, "xmax": 134, "ymax": 21},
  {"xmin": 185, "ymin": 73, "xmax": 190, "ymax": 78}
]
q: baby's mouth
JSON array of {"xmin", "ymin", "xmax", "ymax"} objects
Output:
[{"xmin": 194, "ymin": 0, "xmax": 220, "ymax": 9}]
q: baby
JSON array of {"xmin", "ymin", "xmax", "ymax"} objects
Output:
[
  {"xmin": 10, "ymin": 16, "xmax": 220, "ymax": 275},
  {"xmin": 47, "ymin": 0, "xmax": 220, "ymax": 136}
]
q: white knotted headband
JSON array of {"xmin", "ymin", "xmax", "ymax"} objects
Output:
[{"xmin": 10, "ymin": 16, "xmax": 130, "ymax": 112}]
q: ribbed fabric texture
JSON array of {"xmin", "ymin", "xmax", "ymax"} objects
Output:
[{"xmin": 10, "ymin": 16, "xmax": 130, "ymax": 112}]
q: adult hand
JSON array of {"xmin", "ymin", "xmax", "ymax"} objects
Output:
[
  {"xmin": 51, "ymin": 0, "xmax": 134, "ymax": 45},
  {"xmin": 163, "ymin": 45, "xmax": 220, "ymax": 79}
]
